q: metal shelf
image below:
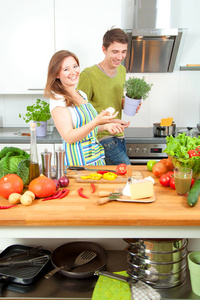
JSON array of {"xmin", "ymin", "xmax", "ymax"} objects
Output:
[{"xmin": 2, "ymin": 250, "xmax": 200, "ymax": 299}]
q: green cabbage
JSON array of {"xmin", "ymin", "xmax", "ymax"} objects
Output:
[{"xmin": 0, "ymin": 147, "xmax": 30, "ymax": 182}]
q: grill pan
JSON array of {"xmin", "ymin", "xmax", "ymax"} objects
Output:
[
  {"xmin": 0, "ymin": 244, "xmax": 51, "ymax": 296},
  {"xmin": 49, "ymin": 241, "xmax": 108, "ymax": 279}
]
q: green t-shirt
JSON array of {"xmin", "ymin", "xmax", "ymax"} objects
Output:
[{"xmin": 77, "ymin": 64, "xmax": 126, "ymax": 140}]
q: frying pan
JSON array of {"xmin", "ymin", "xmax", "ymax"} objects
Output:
[
  {"xmin": 0, "ymin": 244, "xmax": 51, "ymax": 297},
  {"xmin": 49, "ymin": 241, "xmax": 108, "ymax": 279}
]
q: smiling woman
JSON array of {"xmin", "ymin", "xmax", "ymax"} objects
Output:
[{"xmin": 44, "ymin": 50, "xmax": 125, "ymax": 167}]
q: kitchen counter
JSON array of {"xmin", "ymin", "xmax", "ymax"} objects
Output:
[
  {"xmin": 1, "ymin": 166, "xmax": 200, "ymax": 299},
  {"xmin": 0, "ymin": 127, "xmax": 168, "ymax": 144},
  {"xmin": 0, "ymin": 127, "xmax": 62, "ymax": 144},
  {"xmin": 0, "ymin": 126, "xmax": 198, "ymax": 145},
  {"xmin": 0, "ymin": 166, "xmax": 200, "ymax": 239}
]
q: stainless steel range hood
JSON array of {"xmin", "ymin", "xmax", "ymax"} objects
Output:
[{"xmin": 124, "ymin": 0, "xmax": 184, "ymax": 73}]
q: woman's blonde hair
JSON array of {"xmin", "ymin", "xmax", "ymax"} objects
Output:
[{"xmin": 44, "ymin": 50, "xmax": 79, "ymax": 106}]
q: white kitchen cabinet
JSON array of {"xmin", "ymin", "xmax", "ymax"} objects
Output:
[
  {"xmin": 0, "ymin": 0, "xmax": 121, "ymax": 94},
  {"xmin": 55, "ymin": 0, "xmax": 121, "ymax": 71},
  {"xmin": 0, "ymin": 0, "xmax": 54, "ymax": 93}
]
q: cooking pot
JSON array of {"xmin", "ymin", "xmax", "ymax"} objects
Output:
[
  {"xmin": 178, "ymin": 127, "xmax": 199, "ymax": 137},
  {"xmin": 124, "ymin": 238, "xmax": 188, "ymax": 288},
  {"xmin": 153, "ymin": 123, "xmax": 176, "ymax": 137},
  {"xmin": 124, "ymin": 238, "xmax": 187, "ymax": 254},
  {"xmin": 127, "ymin": 265, "xmax": 187, "ymax": 288}
]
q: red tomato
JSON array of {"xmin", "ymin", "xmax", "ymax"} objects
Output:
[
  {"xmin": 188, "ymin": 150, "xmax": 198, "ymax": 158},
  {"xmin": 0, "ymin": 174, "xmax": 23, "ymax": 199},
  {"xmin": 166, "ymin": 171, "xmax": 174, "ymax": 179},
  {"xmin": 195, "ymin": 146, "xmax": 200, "ymax": 155},
  {"xmin": 170, "ymin": 177, "xmax": 176, "ymax": 190},
  {"xmin": 159, "ymin": 174, "xmax": 171, "ymax": 187},
  {"xmin": 116, "ymin": 164, "xmax": 127, "ymax": 175}
]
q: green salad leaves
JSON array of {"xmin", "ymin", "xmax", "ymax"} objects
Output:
[
  {"xmin": 164, "ymin": 133, "xmax": 200, "ymax": 178},
  {"xmin": 164, "ymin": 133, "xmax": 200, "ymax": 158}
]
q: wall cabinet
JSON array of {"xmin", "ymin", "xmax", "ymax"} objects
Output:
[
  {"xmin": 55, "ymin": 0, "xmax": 121, "ymax": 71},
  {"xmin": 0, "ymin": 0, "xmax": 121, "ymax": 94},
  {"xmin": 0, "ymin": 0, "xmax": 54, "ymax": 93}
]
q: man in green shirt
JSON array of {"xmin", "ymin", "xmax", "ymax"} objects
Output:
[{"xmin": 77, "ymin": 28, "xmax": 137, "ymax": 165}]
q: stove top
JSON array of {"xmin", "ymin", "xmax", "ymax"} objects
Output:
[
  {"xmin": 124, "ymin": 127, "xmax": 200, "ymax": 139},
  {"xmin": 125, "ymin": 127, "xmax": 154, "ymax": 138}
]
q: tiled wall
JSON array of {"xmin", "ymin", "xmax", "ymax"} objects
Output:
[{"xmin": 122, "ymin": 71, "xmax": 200, "ymax": 128}]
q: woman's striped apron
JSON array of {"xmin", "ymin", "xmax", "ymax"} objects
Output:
[{"xmin": 63, "ymin": 102, "xmax": 105, "ymax": 166}]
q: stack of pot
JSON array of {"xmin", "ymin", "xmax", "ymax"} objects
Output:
[{"xmin": 124, "ymin": 238, "xmax": 188, "ymax": 288}]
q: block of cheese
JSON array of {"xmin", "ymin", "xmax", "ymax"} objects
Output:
[{"xmin": 130, "ymin": 179, "xmax": 154, "ymax": 200}]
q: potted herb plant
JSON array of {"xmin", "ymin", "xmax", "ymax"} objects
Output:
[
  {"xmin": 124, "ymin": 76, "xmax": 153, "ymax": 116},
  {"xmin": 19, "ymin": 99, "xmax": 51, "ymax": 137}
]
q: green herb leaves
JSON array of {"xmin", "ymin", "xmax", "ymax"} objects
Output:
[{"xmin": 19, "ymin": 99, "xmax": 51, "ymax": 125}]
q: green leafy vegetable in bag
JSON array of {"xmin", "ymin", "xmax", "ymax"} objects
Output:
[{"xmin": 0, "ymin": 147, "xmax": 30, "ymax": 183}]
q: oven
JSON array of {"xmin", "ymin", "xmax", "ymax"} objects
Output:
[
  {"xmin": 126, "ymin": 143, "xmax": 168, "ymax": 165},
  {"xmin": 124, "ymin": 128, "xmax": 168, "ymax": 165}
]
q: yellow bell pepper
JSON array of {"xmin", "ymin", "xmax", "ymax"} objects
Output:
[
  {"xmin": 81, "ymin": 173, "xmax": 102, "ymax": 180},
  {"xmin": 102, "ymin": 172, "xmax": 118, "ymax": 180},
  {"xmin": 80, "ymin": 175, "xmax": 90, "ymax": 180},
  {"xmin": 88, "ymin": 173, "xmax": 102, "ymax": 180}
]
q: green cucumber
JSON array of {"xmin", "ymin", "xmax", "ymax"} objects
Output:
[{"xmin": 187, "ymin": 179, "xmax": 200, "ymax": 207}]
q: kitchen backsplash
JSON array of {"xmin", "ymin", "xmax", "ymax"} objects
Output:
[{"xmin": 0, "ymin": 70, "xmax": 199, "ymax": 129}]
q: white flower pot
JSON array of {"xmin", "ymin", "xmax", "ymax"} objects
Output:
[
  {"xmin": 124, "ymin": 95, "xmax": 141, "ymax": 116},
  {"xmin": 34, "ymin": 121, "xmax": 47, "ymax": 137}
]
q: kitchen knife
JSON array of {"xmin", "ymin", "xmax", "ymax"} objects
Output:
[
  {"xmin": 97, "ymin": 191, "xmax": 131, "ymax": 205},
  {"xmin": 67, "ymin": 166, "xmax": 116, "ymax": 172}
]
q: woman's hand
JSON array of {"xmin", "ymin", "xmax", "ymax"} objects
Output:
[
  {"xmin": 94, "ymin": 110, "xmax": 119, "ymax": 125},
  {"xmin": 113, "ymin": 119, "xmax": 130, "ymax": 128},
  {"xmin": 104, "ymin": 123, "xmax": 125, "ymax": 135}
]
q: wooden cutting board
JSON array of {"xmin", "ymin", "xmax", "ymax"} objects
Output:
[
  {"xmin": 75, "ymin": 167, "xmax": 143, "ymax": 183},
  {"xmin": 75, "ymin": 171, "xmax": 143, "ymax": 183}
]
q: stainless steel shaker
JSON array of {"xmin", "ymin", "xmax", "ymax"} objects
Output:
[
  {"xmin": 55, "ymin": 149, "xmax": 65, "ymax": 180},
  {"xmin": 41, "ymin": 150, "xmax": 52, "ymax": 178}
]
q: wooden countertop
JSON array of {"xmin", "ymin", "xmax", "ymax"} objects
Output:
[{"xmin": 0, "ymin": 166, "xmax": 200, "ymax": 227}]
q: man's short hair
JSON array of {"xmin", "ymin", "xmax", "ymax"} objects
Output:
[{"xmin": 103, "ymin": 28, "xmax": 128, "ymax": 49}]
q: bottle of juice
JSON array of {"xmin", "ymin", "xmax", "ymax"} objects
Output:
[{"xmin": 29, "ymin": 123, "xmax": 40, "ymax": 182}]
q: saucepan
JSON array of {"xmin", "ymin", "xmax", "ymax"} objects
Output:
[
  {"xmin": 46, "ymin": 241, "xmax": 108, "ymax": 279},
  {"xmin": 153, "ymin": 122, "xmax": 176, "ymax": 137}
]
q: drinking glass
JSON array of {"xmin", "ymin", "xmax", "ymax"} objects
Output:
[{"xmin": 174, "ymin": 167, "xmax": 193, "ymax": 196}]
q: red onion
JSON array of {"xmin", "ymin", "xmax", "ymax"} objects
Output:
[
  {"xmin": 58, "ymin": 175, "xmax": 69, "ymax": 187},
  {"xmin": 52, "ymin": 179, "xmax": 60, "ymax": 190}
]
